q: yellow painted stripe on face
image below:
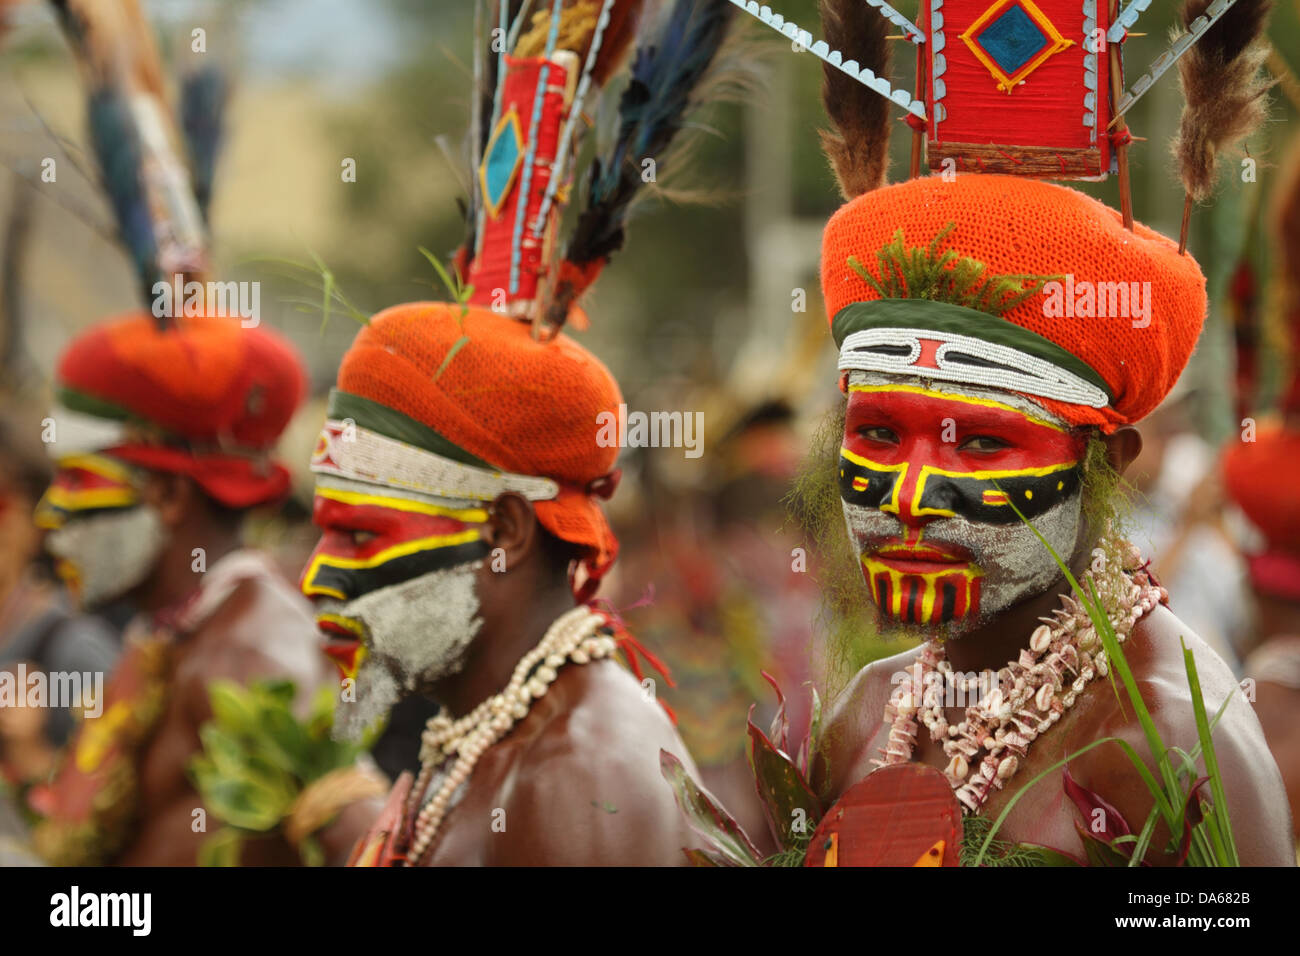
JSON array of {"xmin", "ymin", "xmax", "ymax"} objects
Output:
[
  {"xmin": 847, "ymin": 383, "xmax": 1065, "ymax": 432},
  {"xmin": 982, "ymin": 490, "xmax": 1009, "ymax": 505},
  {"xmin": 301, "ymin": 530, "xmax": 483, "ymax": 597},
  {"xmin": 840, "ymin": 446, "xmax": 910, "ymax": 515},
  {"xmin": 55, "ymin": 453, "xmax": 135, "ymax": 483},
  {"xmin": 315, "ymin": 486, "xmax": 488, "ymax": 523},
  {"xmin": 911, "ymin": 461, "xmax": 1075, "ymax": 519},
  {"xmin": 315, "ymin": 612, "xmax": 367, "ymax": 639},
  {"xmin": 38, "ymin": 485, "xmax": 137, "ymax": 514},
  {"xmin": 861, "ymin": 555, "xmax": 982, "ymax": 624}
]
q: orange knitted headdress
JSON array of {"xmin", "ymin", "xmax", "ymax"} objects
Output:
[
  {"xmin": 315, "ymin": 1, "xmax": 734, "ymax": 600},
  {"xmin": 322, "ymin": 304, "xmax": 623, "ymax": 594},
  {"xmin": 822, "ymin": 174, "xmax": 1207, "ymax": 431},
  {"xmin": 723, "ymin": 1, "xmax": 1271, "ymax": 432},
  {"xmin": 51, "ymin": 313, "xmax": 306, "ymax": 508}
]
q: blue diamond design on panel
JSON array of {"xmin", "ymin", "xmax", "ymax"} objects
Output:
[
  {"xmin": 976, "ymin": 6, "xmax": 1048, "ymax": 76},
  {"xmin": 480, "ymin": 108, "xmax": 524, "ymax": 219}
]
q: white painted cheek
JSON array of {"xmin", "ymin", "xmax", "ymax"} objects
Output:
[{"xmin": 974, "ymin": 492, "xmax": 1083, "ymax": 614}]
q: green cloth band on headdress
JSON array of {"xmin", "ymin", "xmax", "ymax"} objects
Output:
[
  {"xmin": 57, "ymin": 387, "xmax": 136, "ymax": 423},
  {"xmin": 830, "ymin": 299, "xmax": 1114, "ymax": 401},
  {"xmin": 327, "ymin": 389, "xmax": 491, "ymax": 469}
]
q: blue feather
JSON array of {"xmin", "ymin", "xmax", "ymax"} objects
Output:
[
  {"xmin": 86, "ymin": 88, "xmax": 159, "ymax": 303},
  {"xmin": 565, "ymin": 0, "xmax": 733, "ymax": 268},
  {"xmin": 180, "ymin": 65, "xmax": 228, "ymax": 222}
]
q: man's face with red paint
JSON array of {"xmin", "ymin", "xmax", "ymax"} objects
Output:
[
  {"xmin": 35, "ymin": 454, "xmax": 166, "ymax": 609},
  {"xmin": 839, "ymin": 372, "xmax": 1088, "ymax": 634},
  {"xmin": 301, "ymin": 478, "xmax": 491, "ymax": 740}
]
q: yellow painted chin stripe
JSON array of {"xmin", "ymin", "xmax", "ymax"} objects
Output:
[
  {"xmin": 55, "ymin": 453, "xmax": 136, "ymax": 483},
  {"xmin": 301, "ymin": 530, "xmax": 484, "ymax": 596},
  {"xmin": 846, "ymin": 383, "xmax": 1065, "ymax": 432},
  {"xmin": 315, "ymin": 486, "xmax": 488, "ymax": 523}
]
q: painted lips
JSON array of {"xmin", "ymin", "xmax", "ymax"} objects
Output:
[{"xmin": 316, "ymin": 614, "xmax": 368, "ymax": 680}]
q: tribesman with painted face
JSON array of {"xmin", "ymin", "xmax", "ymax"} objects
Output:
[
  {"xmin": 315, "ymin": 0, "xmax": 732, "ymax": 866},
  {"xmin": 25, "ymin": 0, "xmax": 384, "ymax": 865},
  {"xmin": 727, "ymin": 0, "xmax": 1293, "ymax": 863}
]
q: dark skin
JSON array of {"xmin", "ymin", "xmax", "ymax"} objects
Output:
[
  {"xmin": 94, "ymin": 473, "xmax": 381, "ymax": 866},
  {"xmin": 814, "ymin": 428, "xmax": 1295, "ymax": 865},
  {"xmin": 407, "ymin": 492, "xmax": 699, "ymax": 866}
]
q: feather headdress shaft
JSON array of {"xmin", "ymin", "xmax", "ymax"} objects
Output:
[
  {"xmin": 818, "ymin": 0, "xmax": 891, "ymax": 200},
  {"xmin": 1172, "ymin": 0, "xmax": 1273, "ymax": 206},
  {"xmin": 544, "ymin": 0, "xmax": 734, "ymax": 332},
  {"xmin": 458, "ymin": 0, "xmax": 731, "ymax": 339},
  {"xmin": 49, "ymin": 0, "xmax": 209, "ymax": 323},
  {"xmin": 179, "ymin": 64, "xmax": 228, "ymax": 224}
]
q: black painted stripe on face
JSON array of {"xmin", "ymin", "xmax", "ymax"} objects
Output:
[
  {"xmin": 838, "ymin": 452, "xmax": 1082, "ymax": 524},
  {"xmin": 309, "ymin": 539, "xmax": 491, "ymax": 602}
]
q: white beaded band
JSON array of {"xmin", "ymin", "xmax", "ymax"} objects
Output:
[
  {"xmin": 311, "ymin": 419, "xmax": 559, "ymax": 503},
  {"xmin": 839, "ymin": 327, "xmax": 1111, "ymax": 409}
]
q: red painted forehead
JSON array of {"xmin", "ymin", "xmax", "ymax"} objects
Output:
[{"xmin": 845, "ymin": 383, "xmax": 1085, "ymax": 463}]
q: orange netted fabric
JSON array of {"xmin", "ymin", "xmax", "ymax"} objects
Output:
[
  {"xmin": 58, "ymin": 312, "xmax": 305, "ymax": 450},
  {"xmin": 55, "ymin": 312, "xmax": 305, "ymax": 508},
  {"xmin": 1223, "ymin": 424, "xmax": 1300, "ymax": 552},
  {"xmin": 820, "ymin": 174, "xmax": 1208, "ymax": 430},
  {"xmin": 336, "ymin": 303, "xmax": 622, "ymax": 587}
]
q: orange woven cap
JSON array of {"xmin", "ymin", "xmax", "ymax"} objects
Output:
[
  {"xmin": 54, "ymin": 312, "xmax": 306, "ymax": 508},
  {"xmin": 1223, "ymin": 424, "xmax": 1300, "ymax": 552},
  {"xmin": 821, "ymin": 174, "xmax": 1208, "ymax": 430},
  {"xmin": 336, "ymin": 302, "xmax": 623, "ymax": 582}
]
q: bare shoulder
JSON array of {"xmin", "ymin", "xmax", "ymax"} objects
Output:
[
  {"xmin": 490, "ymin": 659, "xmax": 699, "ymax": 865},
  {"xmin": 1071, "ymin": 605, "xmax": 1294, "ymax": 864},
  {"xmin": 813, "ymin": 643, "xmax": 922, "ymax": 800},
  {"xmin": 176, "ymin": 571, "xmax": 329, "ymax": 723}
]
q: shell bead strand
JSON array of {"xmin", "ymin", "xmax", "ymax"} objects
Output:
[
  {"xmin": 874, "ymin": 553, "xmax": 1165, "ymax": 815},
  {"xmin": 405, "ymin": 605, "xmax": 615, "ymax": 865}
]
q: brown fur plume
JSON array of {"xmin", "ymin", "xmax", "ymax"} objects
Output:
[
  {"xmin": 1172, "ymin": 0, "xmax": 1273, "ymax": 202},
  {"xmin": 818, "ymin": 0, "xmax": 891, "ymax": 199}
]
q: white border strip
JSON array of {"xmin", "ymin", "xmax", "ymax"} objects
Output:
[
  {"xmin": 728, "ymin": 1, "xmax": 928, "ymax": 119},
  {"xmin": 839, "ymin": 327, "xmax": 1110, "ymax": 408},
  {"xmin": 311, "ymin": 420, "xmax": 560, "ymax": 503}
]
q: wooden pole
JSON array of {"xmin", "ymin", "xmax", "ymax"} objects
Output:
[
  {"xmin": 910, "ymin": 41, "xmax": 924, "ymax": 179},
  {"xmin": 1107, "ymin": 0, "xmax": 1134, "ymax": 231},
  {"xmin": 1178, "ymin": 193, "xmax": 1193, "ymax": 255}
]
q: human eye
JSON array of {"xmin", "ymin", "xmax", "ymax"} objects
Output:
[
  {"xmin": 856, "ymin": 426, "xmax": 899, "ymax": 444},
  {"xmin": 957, "ymin": 435, "xmax": 1010, "ymax": 452}
]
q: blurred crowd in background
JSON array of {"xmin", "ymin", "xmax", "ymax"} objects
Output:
[{"xmin": 2, "ymin": 0, "xmax": 1300, "ymax": 861}]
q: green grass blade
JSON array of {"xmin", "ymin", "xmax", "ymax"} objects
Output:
[{"xmin": 1181, "ymin": 638, "xmax": 1238, "ymax": 865}]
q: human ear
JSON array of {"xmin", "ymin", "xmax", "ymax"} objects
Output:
[
  {"xmin": 138, "ymin": 472, "xmax": 195, "ymax": 530},
  {"xmin": 483, "ymin": 492, "xmax": 539, "ymax": 572},
  {"xmin": 1102, "ymin": 426, "xmax": 1143, "ymax": 476}
]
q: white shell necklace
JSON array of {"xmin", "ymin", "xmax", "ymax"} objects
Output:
[
  {"xmin": 405, "ymin": 604, "xmax": 615, "ymax": 865},
  {"xmin": 874, "ymin": 544, "xmax": 1167, "ymax": 814}
]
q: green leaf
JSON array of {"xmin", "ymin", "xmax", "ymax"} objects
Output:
[
  {"xmin": 659, "ymin": 749, "xmax": 762, "ymax": 867},
  {"xmin": 197, "ymin": 827, "xmax": 245, "ymax": 867},
  {"xmin": 1181, "ymin": 638, "xmax": 1239, "ymax": 866},
  {"xmin": 207, "ymin": 681, "xmax": 259, "ymax": 736},
  {"xmin": 199, "ymin": 777, "xmax": 290, "ymax": 832},
  {"xmin": 747, "ymin": 714, "xmax": 821, "ymax": 849},
  {"xmin": 299, "ymin": 835, "xmax": 326, "ymax": 868},
  {"xmin": 433, "ymin": 335, "xmax": 471, "ymax": 381}
]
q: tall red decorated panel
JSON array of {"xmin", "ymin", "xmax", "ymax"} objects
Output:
[{"xmin": 922, "ymin": 0, "xmax": 1112, "ymax": 178}]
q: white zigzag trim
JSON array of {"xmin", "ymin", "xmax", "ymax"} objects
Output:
[
  {"xmin": 838, "ymin": 328, "xmax": 1110, "ymax": 408},
  {"xmin": 311, "ymin": 420, "xmax": 559, "ymax": 503},
  {"xmin": 1112, "ymin": 0, "xmax": 1240, "ymax": 121},
  {"xmin": 728, "ymin": 1, "xmax": 928, "ymax": 119}
]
